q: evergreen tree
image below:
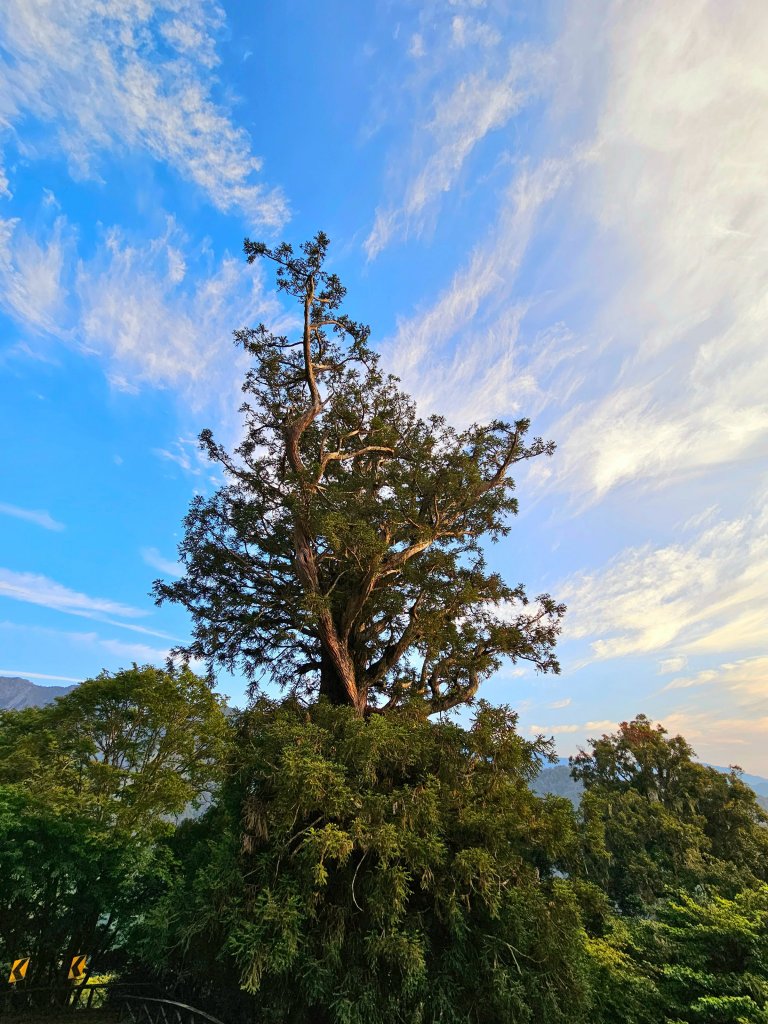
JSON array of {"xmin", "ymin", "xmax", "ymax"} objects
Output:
[
  {"xmin": 588, "ymin": 886, "xmax": 768, "ymax": 1024},
  {"xmin": 154, "ymin": 234, "xmax": 563, "ymax": 715},
  {"xmin": 134, "ymin": 701, "xmax": 589, "ymax": 1024},
  {"xmin": 571, "ymin": 716, "xmax": 768, "ymax": 912}
]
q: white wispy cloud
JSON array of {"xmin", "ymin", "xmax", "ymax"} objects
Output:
[
  {"xmin": 380, "ymin": 158, "xmax": 571, "ymax": 424},
  {"xmin": 0, "ymin": 0, "xmax": 287, "ymax": 226},
  {"xmin": 76, "ymin": 223, "xmax": 282, "ymax": 414},
  {"xmin": 0, "ymin": 621, "xmax": 171, "ymax": 675},
  {"xmin": 0, "ymin": 669, "xmax": 81, "ymax": 682},
  {"xmin": 153, "ymin": 437, "xmax": 209, "ymax": 475},
  {"xmin": 545, "ymin": 0, "xmax": 768, "ymax": 503},
  {"xmin": 0, "ymin": 216, "xmax": 70, "ymax": 335},
  {"xmin": 373, "ymin": 0, "xmax": 768, "ymax": 510},
  {"xmin": 141, "ymin": 547, "xmax": 181, "ymax": 578},
  {"xmin": 98, "ymin": 637, "xmax": 170, "ymax": 663},
  {"xmin": 560, "ymin": 497, "xmax": 768, "ymax": 663},
  {"xmin": 450, "ymin": 16, "xmax": 500, "ymax": 50},
  {"xmin": 0, "ymin": 502, "xmax": 64, "ymax": 531},
  {"xmin": 0, "ymin": 215, "xmax": 286, "ymax": 432},
  {"xmin": 366, "ymin": 45, "xmax": 547, "ymax": 258},
  {"xmin": 0, "ymin": 568, "xmax": 144, "ymax": 619},
  {"xmin": 91, "ymin": 619, "xmax": 178, "ymax": 641}
]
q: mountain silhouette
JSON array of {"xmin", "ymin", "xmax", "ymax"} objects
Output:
[{"xmin": 0, "ymin": 675, "xmax": 77, "ymax": 710}]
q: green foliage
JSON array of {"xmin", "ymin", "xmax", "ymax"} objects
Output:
[
  {"xmin": 155, "ymin": 234, "xmax": 563, "ymax": 714},
  {"xmin": 571, "ymin": 716, "xmax": 768, "ymax": 912},
  {"xmin": 650, "ymin": 886, "xmax": 768, "ymax": 1023},
  {"xmin": 594, "ymin": 886, "xmax": 768, "ymax": 1024},
  {"xmin": 0, "ymin": 664, "xmax": 228, "ymax": 982},
  {"xmin": 139, "ymin": 700, "xmax": 590, "ymax": 1024},
  {"xmin": 584, "ymin": 917, "xmax": 662, "ymax": 1024}
]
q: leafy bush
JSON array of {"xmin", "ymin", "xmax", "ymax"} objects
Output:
[{"xmin": 142, "ymin": 699, "xmax": 589, "ymax": 1024}]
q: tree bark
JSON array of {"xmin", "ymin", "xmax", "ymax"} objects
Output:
[{"xmin": 318, "ymin": 648, "xmax": 355, "ymax": 706}]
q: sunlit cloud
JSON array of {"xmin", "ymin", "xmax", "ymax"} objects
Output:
[
  {"xmin": 658, "ymin": 657, "xmax": 687, "ymax": 675},
  {"xmin": 659, "ymin": 707, "xmax": 768, "ymax": 775},
  {"xmin": 662, "ymin": 656, "xmax": 768, "ymax": 700},
  {"xmin": 547, "ymin": 0, "xmax": 768, "ymax": 503},
  {"xmin": 560, "ymin": 498, "xmax": 768, "ymax": 663},
  {"xmin": 530, "ymin": 722, "xmax": 579, "ymax": 735}
]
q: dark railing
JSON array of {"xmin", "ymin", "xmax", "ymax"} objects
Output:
[
  {"xmin": 0, "ymin": 983, "xmax": 226, "ymax": 1024},
  {"xmin": 118, "ymin": 995, "xmax": 226, "ymax": 1024}
]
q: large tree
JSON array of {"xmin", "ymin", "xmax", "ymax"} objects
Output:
[{"xmin": 155, "ymin": 234, "xmax": 564, "ymax": 714}]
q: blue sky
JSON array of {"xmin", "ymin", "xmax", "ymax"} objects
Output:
[{"xmin": 1, "ymin": 0, "xmax": 767, "ymax": 772}]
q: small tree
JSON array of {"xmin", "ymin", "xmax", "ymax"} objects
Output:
[
  {"xmin": 155, "ymin": 234, "xmax": 563, "ymax": 714},
  {"xmin": 0, "ymin": 664, "xmax": 228, "ymax": 980}
]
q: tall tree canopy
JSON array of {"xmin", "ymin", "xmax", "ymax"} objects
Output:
[
  {"xmin": 155, "ymin": 234, "xmax": 563, "ymax": 714},
  {"xmin": 133, "ymin": 700, "xmax": 588, "ymax": 1024},
  {"xmin": 570, "ymin": 716, "xmax": 768, "ymax": 912}
]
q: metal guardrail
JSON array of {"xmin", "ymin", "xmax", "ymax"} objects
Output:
[
  {"xmin": 118, "ymin": 995, "xmax": 226, "ymax": 1024},
  {"xmin": 0, "ymin": 983, "xmax": 227, "ymax": 1024}
]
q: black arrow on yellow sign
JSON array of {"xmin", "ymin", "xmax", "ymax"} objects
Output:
[
  {"xmin": 68, "ymin": 955, "xmax": 87, "ymax": 981},
  {"xmin": 8, "ymin": 958, "xmax": 30, "ymax": 983}
]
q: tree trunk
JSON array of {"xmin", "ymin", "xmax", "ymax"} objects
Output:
[{"xmin": 318, "ymin": 648, "xmax": 356, "ymax": 707}]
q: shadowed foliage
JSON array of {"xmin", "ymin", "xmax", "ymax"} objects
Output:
[{"xmin": 132, "ymin": 700, "xmax": 589, "ymax": 1024}]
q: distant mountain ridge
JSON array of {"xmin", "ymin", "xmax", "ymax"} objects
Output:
[
  {"xmin": 534, "ymin": 759, "xmax": 768, "ymax": 813},
  {"xmin": 0, "ymin": 675, "xmax": 76, "ymax": 710}
]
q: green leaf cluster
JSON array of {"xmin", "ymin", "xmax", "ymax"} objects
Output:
[
  {"xmin": 588, "ymin": 887, "xmax": 768, "ymax": 1023},
  {"xmin": 571, "ymin": 716, "xmax": 768, "ymax": 913},
  {"xmin": 140, "ymin": 700, "xmax": 589, "ymax": 1024}
]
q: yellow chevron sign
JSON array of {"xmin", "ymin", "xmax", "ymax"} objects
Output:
[
  {"xmin": 8, "ymin": 958, "xmax": 30, "ymax": 983},
  {"xmin": 68, "ymin": 954, "xmax": 87, "ymax": 981}
]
